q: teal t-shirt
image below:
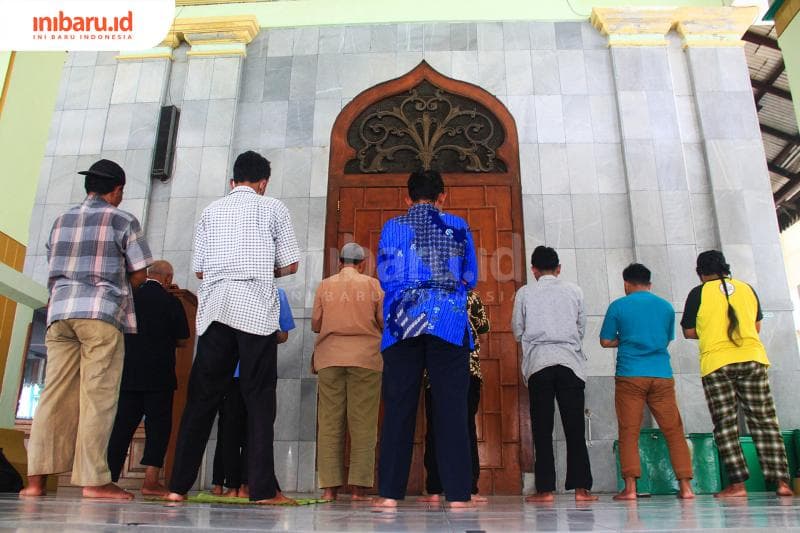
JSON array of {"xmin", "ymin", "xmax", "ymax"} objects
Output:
[{"xmin": 599, "ymin": 291, "xmax": 675, "ymax": 378}]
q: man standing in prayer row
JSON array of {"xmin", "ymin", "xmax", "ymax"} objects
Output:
[
  {"xmin": 106, "ymin": 260, "xmax": 190, "ymax": 496},
  {"xmin": 512, "ymin": 246, "xmax": 596, "ymax": 503},
  {"xmin": 166, "ymin": 150, "xmax": 300, "ymax": 505},
  {"xmin": 312, "ymin": 242, "xmax": 384, "ymax": 501},
  {"xmin": 22, "ymin": 159, "xmax": 152, "ymax": 500},
  {"xmin": 600, "ymin": 263, "xmax": 694, "ymax": 501},
  {"xmin": 374, "ymin": 170, "xmax": 478, "ymax": 509}
]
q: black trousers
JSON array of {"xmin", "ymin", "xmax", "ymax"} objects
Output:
[
  {"xmin": 107, "ymin": 390, "xmax": 174, "ymax": 482},
  {"xmin": 168, "ymin": 322, "xmax": 279, "ymax": 501},
  {"xmin": 424, "ymin": 375, "xmax": 481, "ymax": 495},
  {"xmin": 212, "ymin": 407, "xmax": 224, "ymax": 486},
  {"xmin": 529, "ymin": 365, "xmax": 592, "ymax": 493},
  {"xmin": 222, "ymin": 378, "xmax": 248, "ymax": 489},
  {"xmin": 379, "ymin": 334, "xmax": 471, "ymax": 502}
]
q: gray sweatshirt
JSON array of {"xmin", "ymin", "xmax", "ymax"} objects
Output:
[{"xmin": 512, "ymin": 275, "xmax": 587, "ymax": 383}]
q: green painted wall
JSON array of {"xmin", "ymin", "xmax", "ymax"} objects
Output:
[
  {"xmin": 0, "ymin": 52, "xmax": 64, "ymax": 428},
  {"xmin": 0, "ymin": 52, "xmax": 65, "ymax": 245},
  {"xmin": 779, "ymin": 14, "xmax": 800, "ymax": 126},
  {"xmin": 174, "ymin": 0, "xmax": 728, "ymax": 27}
]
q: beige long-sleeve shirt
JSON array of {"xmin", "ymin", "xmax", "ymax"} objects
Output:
[{"xmin": 311, "ymin": 266, "xmax": 384, "ymax": 372}]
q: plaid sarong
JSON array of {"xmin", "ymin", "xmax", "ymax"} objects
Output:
[{"xmin": 702, "ymin": 361, "xmax": 789, "ymax": 484}]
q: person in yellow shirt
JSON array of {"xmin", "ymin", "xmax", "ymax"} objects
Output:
[{"xmin": 681, "ymin": 250, "xmax": 792, "ymax": 498}]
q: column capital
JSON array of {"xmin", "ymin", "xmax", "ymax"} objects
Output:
[
  {"xmin": 163, "ymin": 15, "xmax": 260, "ymax": 57},
  {"xmin": 590, "ymin": 7, "xmax": 677, "ymax": 47},
  {"xmin": 591, "ymin": 6, "xmax": 759, "ymax": 48},
  {"xmin": 675, "ymin": 6, "xmax": 759, "ymax": 48}
]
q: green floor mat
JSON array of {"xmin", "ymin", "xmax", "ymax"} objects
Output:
[{"xmin": 188, "ymin": 492, "xmax": 330, "ymax": 506}]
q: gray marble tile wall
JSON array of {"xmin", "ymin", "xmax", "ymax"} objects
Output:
[
  {"xmin": 25, "ymin": 52, "xmax": 169, "ymax": 288},
  {"xmin": 25, "ymin": 20, "xmax": 800, "ymax": 495}
]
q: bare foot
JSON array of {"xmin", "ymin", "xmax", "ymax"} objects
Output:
[
  {"xmin": 82, "ymin": 483, "xmax": 134, "ymax": 500},
  {"xmin": 211, "ymin": 485, "xmax": 223, "ymax": 496},
  {"xmin": 19, "ymin": 475, "xmax": 47, "ymax": 497},
  {"xmin": 321, "ymin": 487, "xmax": 338, "ymax": 501},
  {"xmin": 141, "ymin": 483, "xmax": 169, "ymax": 497},
  {"xmin": 575, "ymin": 488, "xmax": 599, "ymax": 502},
  {"xmin": 372, "ymin": 497, "xmax": 398, "ymax": 508},
  {"xmin": 525, "ymin": 492, "xmax": 555, "ymax": 503},
  {"xmin": 254, "ymin": 492, "xmax": 297, "ymax": 505},
  {"xmin": 222, "ymin": 488, "xmax": 239, "ymax": 498},
  {"xmin": 471, "ymin": 494, "xmax": 489, "ymax": 503},
  {"xmin": 678, "ymin": 480, "xmax": 695, "ymax": 500},
  {"xmin": 613, "ymin": 489, "xmax": 637, "ymax": 501},
  {"xmin": 715, "ymin": 482, "xmax": 747, "ymax": 498},
  {"xmin": 238, "ymin": 485, "xmax": 249, "ymax": 499},
  {"xmin": 350, "ymin": 487, "xmax": 372, "ymax": 501},
  {"xmin": 776, "ymin": 481, "xmax": 794, "ymax": 497},
  {"xmin": 165, "ymin": 492, "xmax": 187, "ymax": 502},
  {"xmin": 447, "ymin": 500, "xmax": 475, "ymax": 509},
  {"xmin": 417, "ymin": 493, "xmax": 441, "ymax": 503}
]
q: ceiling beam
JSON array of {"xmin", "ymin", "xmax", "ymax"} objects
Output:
[
  {"xmin": 743, "ymin": 30, "xmax": 781, "ymax": 50},
  {"xmin": 761, "ymin": 124, "xmax": 800, "ymax": 144},
  {"xmin": 751, "ymin": 80, "xmax": 792, "ymax": 101},
  {"xmin": 772, "ymin": 141, "xmax": 798, "ymax": 167},
  {"xmin": 754, "ymin": 60, "xmax": 786, "ymax": 106}
]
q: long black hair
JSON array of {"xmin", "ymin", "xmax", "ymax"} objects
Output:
[{"xmin": 696, "ymin": 250, "xmax": 740, "ymax": 346}]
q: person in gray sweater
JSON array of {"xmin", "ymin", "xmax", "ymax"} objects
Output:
[{"xmin": 512, "ymin": 246, "xmax": 597, "ymax": 503}]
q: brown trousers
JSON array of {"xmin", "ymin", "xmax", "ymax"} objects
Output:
[
  {"xmin": 316, "ymin": 366, "xmax": 382, "ymax": 489},
  {"xmin": 615, "ymin": 377, "xmax": 693, "ymax": 480},
  {"xmin": 27, "ymin": 319, "xmax": 125, "ymax": 486}
]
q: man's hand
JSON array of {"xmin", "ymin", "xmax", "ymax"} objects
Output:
[
  {"xmin": 600, "ymin": 338, "xmax": 619, "ymax": 348},
  {"xmin": 275, "ymin": 262, "xmax": 299, "ymax": 278},
  {"xmin": 129, "ymin": 268, "xmax": 147, "ymax": 290},
  {"xmin": 277, "ymin": 331, "xmax": 289, "ymax": 344},
  {"xmin": 195, "ymin": 272, "xmax": 203, "ymax": 280}
]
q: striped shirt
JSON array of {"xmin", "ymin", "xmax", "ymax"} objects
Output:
[
  {"xmin": 377, "ymin": 203, "xmax": 478, "ymax": 351},
  {"xmin": 192, "ymin": 186, "xmax": 300, "ymax": 337},
  {"xmin": 46, "ymin": 195, "xmax": 153, "ymax": 333}
]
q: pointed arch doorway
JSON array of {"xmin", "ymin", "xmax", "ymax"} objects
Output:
[{"xmin": 322, "ymin": 61, "xmax": 528, "ymax": 495}]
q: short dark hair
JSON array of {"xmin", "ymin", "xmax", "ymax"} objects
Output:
[
  {"xmin": 233, "ymin": 151, "xmax": 271, "ymax": 183},
  {"xmin": 622, "ymin": 263, "xmax": 651, "ymax": 285},
  {"xmin": 531, "ymin": 246, "xmax": 559, "ymax": 271},
  {"xmin": 84, "ymin": 175, "xmax": 122, "ymax": 195},
  {"xmin": 407, "ymin": 169, "xmax": 444, "ymax": 202}
]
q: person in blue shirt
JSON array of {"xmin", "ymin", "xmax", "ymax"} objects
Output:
[
  {"xmin": 599, "ymin": 263, "xmax": 694, "ymax": 501},
  {"xmin": 216, "ymin": 287, "xmax": 295, "ymax": 498},
  {"xmin": 374, "ymin": 169, "xmax": 478, "ymax": 509}
]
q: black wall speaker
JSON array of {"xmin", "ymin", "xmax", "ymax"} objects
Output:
[{"xmin": 151, "ymin": 105, "xmax": 180, "ymax": 181}]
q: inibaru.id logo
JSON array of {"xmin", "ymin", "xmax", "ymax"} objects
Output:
[{"xmin": 32, "ymin": 10, "xmax": 134, "ymax": 40}]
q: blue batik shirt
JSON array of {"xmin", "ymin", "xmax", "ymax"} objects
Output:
[{"xmin": 377, "ymin": 203, "xmax": 478, "ymax": 351}]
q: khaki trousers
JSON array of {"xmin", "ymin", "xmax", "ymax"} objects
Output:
[
  {"xmin": 27, "ymin": 319, "xmax": 125, "ymax": 486},
  {"xmin": 615, "ymin": 377, "xmax": 693, "ymax": 480},
  {"xmin": 317, "ymin": 366, "xmax": 381, "ymax": 488}
]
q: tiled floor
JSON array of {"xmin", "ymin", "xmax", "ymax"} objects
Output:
[{"xmin": 2, "ymin": 493, "xmax": 800, "ymax": 532}]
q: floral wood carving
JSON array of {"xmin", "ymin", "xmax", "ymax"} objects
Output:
[{"xmin": 345, "ymin": 80, "xmax": 507, "ymax": 174}]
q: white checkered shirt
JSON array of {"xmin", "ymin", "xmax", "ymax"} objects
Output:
[{"xmin": 192, "ymin": 186, "xmax": 301, "ymax": 337}]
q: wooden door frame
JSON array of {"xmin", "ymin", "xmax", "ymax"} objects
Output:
[{"xmin": 323, "ymin": 61, "xmax": 532, "ymax": 479}]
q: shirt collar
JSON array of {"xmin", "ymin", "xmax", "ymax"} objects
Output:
[
  {"xmin": 145, "ymin": 278, "xmax": 163, "ymax": 286},
  {"xmin": 229, "ymin": 185, "xmax": 258, "ymax": 196},
  {"xmin": 408, "ymin": 202, "xmax": 439, "ymax": 214},
  {"xmin": 83, "ymin": 194, "xmax": 112, "ymax": 207},
  {"xmin": 537, "ymin": 274, "xmax": 558, "ymax": 282}
]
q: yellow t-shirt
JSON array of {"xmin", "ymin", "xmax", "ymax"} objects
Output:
[{"xmin": 680, "ymin": 278, "xmax": 768, "ymax": 377}]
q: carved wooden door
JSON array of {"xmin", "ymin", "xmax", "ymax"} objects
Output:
[{"xmin": 324, "ymin": 62, "xmax": 528, "ymax": 495}]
